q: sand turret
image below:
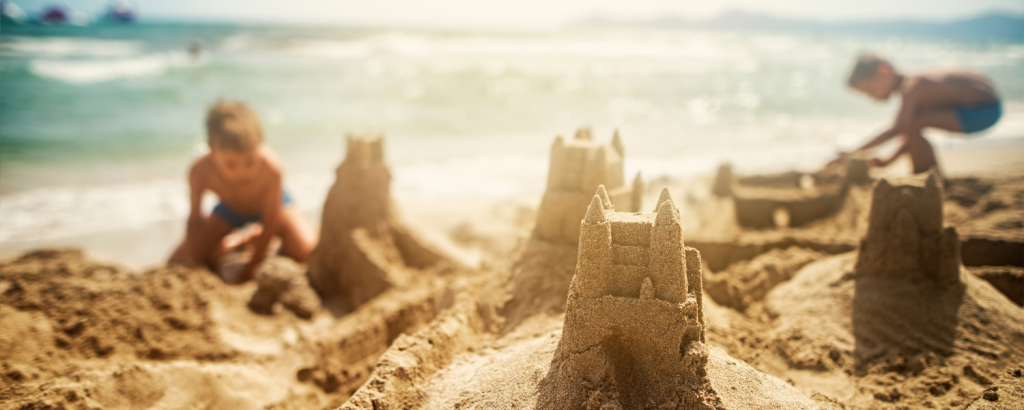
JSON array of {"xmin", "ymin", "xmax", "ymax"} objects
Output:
[
  {"xmin": 855, "ymin": 172, "xmax": 962, "ymax": 288},
  {"xmin": 533, "ymin": 129, "xmax": 644, "ymax": 244},
  {"xmin": 712, "ymin": 163, "xmax": 733, "ymax": 197},
  {"xmin": 307, "ymin": 135, "xmax": 453, "ymax": 311},
  {"xmin": 485, "ymin": 129, "xmax": 646, "ymax": 332},
  {"xmin": 554, "ymin": 187, "xmax": 710, "ymax": 409}
]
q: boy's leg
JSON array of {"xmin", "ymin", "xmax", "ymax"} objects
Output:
[
  {"xmin": 272, "ymin": 206, "xmax": 317, "ymax": 263},
  {"xmin": 169, "ymin": 214, "xmax": 234, "ymax": 271},
  {"xmin": 903, "ymin": 108, "xmax": 962, "ymax": 174}
]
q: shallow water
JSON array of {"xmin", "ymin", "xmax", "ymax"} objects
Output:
[{"xmin": 1, "ymin": 22, "xmax": 1022, "ymax": 249}]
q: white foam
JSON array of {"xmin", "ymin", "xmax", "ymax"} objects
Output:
[
  {"xmin": 0, "ymin": 180, "xmax": 189, "ymax": 244},
  {"xmin": 287, "ymin": 31, "xmax": 753, "ymax": 61},
  {"xmin": 29, "ymin": 52, "xmax": 195, "ymax": 84},
  {"xmin": 1, "ymin": 35, "xmax": 141, "ymax": 57},
  {"xmin": 289, "ymin": 39, "xmax": 373, "ymax": 59}
]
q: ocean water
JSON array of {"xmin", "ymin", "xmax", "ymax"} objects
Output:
[{"xmin": 1, "ymin": 23, "xmax": 1022, "ymax": 254}]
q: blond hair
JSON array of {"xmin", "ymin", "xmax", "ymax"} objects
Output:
[
  {"xmin": 205, "ymin": 100, "xmax": 263, "ymax": 152},
  {"xmin": 847, "ymin": 53, "xmax": 888, "ymax": 88}
]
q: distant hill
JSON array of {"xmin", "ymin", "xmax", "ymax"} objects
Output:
[{"xmin": 574, "ymin": 11, "xmax": 1024, "ymax": 42}]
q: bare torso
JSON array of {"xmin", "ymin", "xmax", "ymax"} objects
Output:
[
  {"xmin": 900, "ymin": 68, "xmax": 999, "ymax": 109},
  {"xmin": 191, "ymin": 147, "xmax": 283, "ymax": 216}
]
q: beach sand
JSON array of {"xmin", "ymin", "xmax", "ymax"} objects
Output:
[{"xmin": 2, "ymin": 136, "xmax": 1023, "ymax": 409}]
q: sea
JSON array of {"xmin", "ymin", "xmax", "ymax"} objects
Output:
[{"xmin": 1, "ymin": 22, "xmax": 1022, "ymax": 264}]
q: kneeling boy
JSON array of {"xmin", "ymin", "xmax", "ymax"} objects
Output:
[{"xmin": 169, "ymin": 101, "xmax": 316, "ymax": 283}]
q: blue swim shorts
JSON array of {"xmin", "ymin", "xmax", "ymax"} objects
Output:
[
  {"xmin": 955, "ymin": 101, "xmax": 1001, "ymax": 134},
  {"xmin": 212, "ymin": 189, "xmax": 293, "ymax": 229}
]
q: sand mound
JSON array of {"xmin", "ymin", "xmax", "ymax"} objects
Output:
[
  {"xmin": 704, "ymin": 247, "xmax": 824, "ymax": 311},
  {"xmin": 1, "ymin": 249, "xmax": 235, "ymax": 366},
  {"xmin": 248, "ymin": 257, "xmax": 320, "ymax": 319},
  {"xmin": 344, "ymin": 191, "xmax": 824, "ymax": 409},
  {"xmin": 751, "ymin": 174, "xmax": 1024, "ymax": 409},
  {"xmin": 0, "ymin": 249, "xmax": 457, "ymax": 409},
  {"xmin": 486, "ymin": 130, "xmax": 644, "ymax": 331},
  {"xmin": 308, "ymin": 135, "xmax": 458, "ymax": 312}
]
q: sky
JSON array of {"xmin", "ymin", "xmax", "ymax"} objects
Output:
[{"xmin": 7, "ymin": 0, "xmax": 1024, "ymax": 28}]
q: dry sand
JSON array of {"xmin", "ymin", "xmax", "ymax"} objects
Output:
[
  {"xmin": 0, "ymin": 249, "xmax": 461, "ymax": 409},
  {"xmin": 3, "ymin": 133, "xmax": 1023, "ymax": 409}
]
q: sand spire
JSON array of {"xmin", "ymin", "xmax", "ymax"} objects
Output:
[
  {"xmin": 655, "ymin": 187, "xmax": 673, "ymax": 210},
  {"xmin": 595, "ymin": 184, "xmax": 612, "ymax": 210},
  {"xmin": 574, "ymin": 127, "xmax": 591, "ymax": 141},
  {"xmin": 611, "ymin": 129, "xmax": 624, "ymax": 156},
  {"xmin": 307, "ymin": 134, "xmax": 455, "ymax": 311},
  {"xmin": 584, "ymin": 194, "xmax": 606, "ymax": 224}
]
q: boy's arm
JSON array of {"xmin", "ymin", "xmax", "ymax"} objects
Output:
[
  {"xmin": 239, "ymin": 177, "xmax": 283, "ymax": 282},
  {"xmin": 871, "ymin": 141, "xmax": 909, "ymax": 168},
  {"xmin": 185, "ymin": 166, "xmax": 207, "ymax": 263},
  {"xmin": 855, "ymin": 90, "xmax": 919, "ymax": 152}
]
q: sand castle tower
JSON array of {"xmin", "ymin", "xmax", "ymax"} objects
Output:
[
  {"xmin": 711, "ymin": 163, "xmax": 733, "ymax": 197},
  {"xmin": 533, "ymin": 129, "xmax": 644, "ymax": 244},
  {"xmin": 486, "ymin": 129, "xmax": 646, "ymax": 331},
  {"xmin": 307, "ymin": 135, "xmax": 451, "ymax": 311},
  {"xmin": 855, "ymin": 173, "xmax": 962, "ymax": 288},
  {"xmin": 555, "ymin": 188, "xmax": 710, "ymax": 409}
]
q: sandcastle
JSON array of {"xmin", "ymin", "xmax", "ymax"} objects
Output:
[
  {"xmin": 488, "ymin": 129, "xmax": 644, "ymax": 330},
  {"xmin": 712, "ymin": 158, "xmax": 870, "ymax": 229},
  {"xmin": 307, "ymin": 135, "xmax": 452, "ymax": 311},
  {"xmin": 533, "ymin": 129, "xmax": 644, "ymax": 244},
  {"xmin": 855, "ymin": 172, "xmax": 963, "ymax": 288},
  {"xmin": 553, "ymin": 188, "xmax": 711, "ymax": 409}
]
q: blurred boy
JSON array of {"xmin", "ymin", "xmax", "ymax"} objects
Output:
[
  {"xmin": 833, "ymin": 53, "xmax": 1001, "ymax": 175},
  {"xmin": 169, "ymin": 101, "xmax": 316, "ymax": 283}
]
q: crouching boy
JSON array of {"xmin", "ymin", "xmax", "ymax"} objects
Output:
[
  {"xmin": 832, "ymin": 53, "xmax": 1001, "ymax": 175},
  {"xmin": 169, "ymin": 101, "xmax": 316, "ymax": 283}
]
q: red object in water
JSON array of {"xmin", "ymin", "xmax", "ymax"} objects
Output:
[{"xmin": 40, "ymin": 5, "xmax": 67, "ymax": 24}]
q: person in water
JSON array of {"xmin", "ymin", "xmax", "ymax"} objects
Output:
[
  {"xmin": 169, "ymin": 101, "xmax": 316, "ymax": 283},
  {"xmin": 831, "ymin": 53, "xmax": 1001, "ymax": 175}
]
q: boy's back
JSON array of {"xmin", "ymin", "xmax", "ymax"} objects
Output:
[{"xmin": 900, "ymin": 68, "xmax": 998, "ymax": 109}]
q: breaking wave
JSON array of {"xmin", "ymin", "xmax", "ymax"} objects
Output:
[{"xmin": 28, "ymin": 52, "xmax": 196, "ymax": 84}]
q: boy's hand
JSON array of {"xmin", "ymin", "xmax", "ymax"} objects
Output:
[
  {"xmin": 869, "ymin": 158, "xmax": 885, "ymax": 168},
  {"xmin": 238, "ymin": 260, "xmax": 261, "ymax": 283},
  {"xmin": 825, "ymin": 152, "xmax": 849, "ymax": 172}
]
